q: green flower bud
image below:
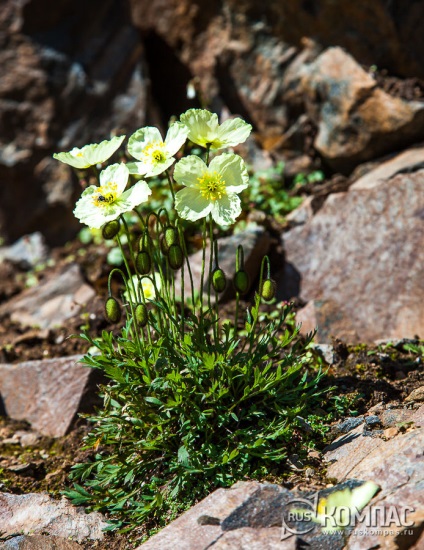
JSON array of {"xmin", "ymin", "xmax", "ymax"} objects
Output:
[
  {"xmin": 168, "ymin": 244, "xmax": 184, "ymax": 270},
  {"xmin": 234, "ymin": 270, "xmax": 250, "ymax": 295},
  {"xmin": 139, "ymin": 232, "xmax": 153, "ymax": 252},
  {"xmin": 102, "ymin": 220, "xmax": 120, "ymax": 240},
  {"xmin": 135, "ymin": 303, "xmax": 149, "ymax": 327},
  {"xmin": 105, "ymin": 297, "xmax": 121, "ymax": 323},
  {"xmin": 160, "ymin": 235, "xmax": 169, "ymax": 256},
  {"xmin": 260, "ymin": 279, "xmax": 276, "ymax": 301},
  {"xmin": 212, "ymin": 268, "xmax": 227, "ymax": 293},
  {"xmin": 164, "ymin": 226, "xmax": 178, "ymax": 248},
  {"xmin": 136, "ymin": 250, "xmax": 151, "ymax": 275}
]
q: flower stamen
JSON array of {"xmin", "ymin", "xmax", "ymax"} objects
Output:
[
  {"xmin": 93, "ymin": 183, "xmax": 118, "ymax": 207},
  {"xmin": 142, "ymin": 141, "xmax": 166, "ymax": 165},
  {"xmin": 197, "ymin": 171, "xmax": 227, "ymax": 201}
]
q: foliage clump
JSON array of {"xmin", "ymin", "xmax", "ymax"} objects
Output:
[{"xmin": 54, "ymin": 109, "xmax": 327, "ymax": 531}]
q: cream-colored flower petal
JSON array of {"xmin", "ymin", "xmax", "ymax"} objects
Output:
[
  {"xmin": 99, "ymin": 163, "xmax": 129, "ymax": 195},
  {"xmin": 53, "ymin": 135, "xmax": 125, "ymax": 168},
  {"xmin": 119, "ymin": 180, "xmax": 152, "ymax": 210},
  {"xmin": 83, "ymin": 135, "xmax": 126, "ymax": 166},
  {"xmin": 173, "ymin": 155, "xmax": 207, "ymax": 188},
  {"xmin": 216, "ymin": 118, "xmax": 252, "ymax": 148},
  {"xmin": 127, "ymin": 127, "xmax": 163, "ymax": 160},
  {"xmin": 164, "ymin": 121, "xmax": 188, "ymax": 156},
  {"xmin": 180, "ymin": 109, "xmax": 219, "ymax": 147},
  {"xmin": 74, "ymin": 187, "xmax": 122, "ymax": 228},
  {"xmin": 209, "ymin": 153, "xmax": 249, "ymax": 192},
  {"xmin": 126, "ymin": 161, "xmax": 149, "ymax": 175},
  {"xmin": 53, "ymin": 151, "xmax": 90, "ymax": 169},
  {"xmin": 211, "ymin": 193, "xmax": 241, "ymax": 225},
  {"xmin": 175, "ymin": 187, "xmax": 213, "ymax": 221},
  {"xmin": 144, "ymin": 156, "xmax": 175, "ymax": 177}
]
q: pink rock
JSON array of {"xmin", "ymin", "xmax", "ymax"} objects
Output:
[
  {"xmin": 138, "ymin": 481, "xmax": 262, "ymax": 550},
  {"xmin": 0, "ymin": 264, "xmax": 95, "ymax": 330},
  {"xmin": 281, "ymin": 161, "xmax": 424, "ymax": 343},
  {"xmin": 301, "ymin": 47, "xmax": 424, "ymax": 171},
  {"xmin": 0, "ymin": 355, "xmax": 103, "ymax": 437}
]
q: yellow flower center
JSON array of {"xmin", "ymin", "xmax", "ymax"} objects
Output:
[
  {"xmin": 197, "ymin": 171, "xmax": 226, "ymax": 201},
  {"xmin": 143, "ymin": 141, "xmax": 166, "ymax": 164},
  {"xmin": 93, "ymin": 183, "xmax": 118, "ymax": 207}
]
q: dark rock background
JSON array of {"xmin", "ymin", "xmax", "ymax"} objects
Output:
[{"xmin": 2, "ymin": 0, "xmax": 424, "ymax": 245}]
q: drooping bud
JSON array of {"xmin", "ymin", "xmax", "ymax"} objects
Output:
[
  {"xmin": 160, "ymin": 235, "xmax": 169, "ymax": 256},
  {"xmin": 105, "ymin": 297, "xmax": 121, "ymax": 323},
  {"xmin": 234, "ymin": 270, "xmax": 250, "ymax": 295},
  {"xmin": 212, "ymin": 268, "xmax": 227, "ymax": 293},
  {"xmin": 139, "ymin": 232, "xmax": 153, "ymax": 252},
  {"xmin": 168, "ymin": 244, "xmax": 184, "ymax": 270},
  {"xmin": 136, "ymin": 250, "xmax": 151, "ymax": 275},
  {"xmin": 135, "ymin": 303, "xmax": 149, "ymax": 327},
  {"xmin": 102, "ymin": 219, "xmax": 120, "ymax": 240},
  {"xmin": 164, "ymin": 226, "xmax": 178, "ymax": 248},
  {"xmin": 260, "ymin": 279, "xmax": 276, "ymax": 301}
]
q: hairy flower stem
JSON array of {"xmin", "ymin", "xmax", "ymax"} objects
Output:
[
  {"xmin": 166, "ymin": 169, "xmax": 175, "ymax": 202},
  {"xmin": 213, "ymin": 240, "xmax": 221, "ymax": 342},
  {"xmin": 234, "ymin": 291, "xmax": 240, "ymax": 340},
  {"xmin": 116, "ymin": 233, "xmax": 142, "ymax": 352},
  {"xmin": 208, "ymin": 215, "xmax": 218, "ymax": 344},
  {"xmin": 177, "ymin": 223, "xmax": 187, "ymax": 338},
  {"xmin": 199, "ymin": 217, "xmax": 207, "ymax": 324}
]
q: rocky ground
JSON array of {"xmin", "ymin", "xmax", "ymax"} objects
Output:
[
  {"xmin": 1, "ymin": 1, "xmax": 424, "ymax": 548},
  {"xmin": 0, "ymin": 177, "xmax": 423, "ymax": 548}
]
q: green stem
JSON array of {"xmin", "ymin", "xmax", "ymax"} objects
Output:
[
  {"xmin": 199, "ymin": 217, "xmax": 207, "ymax": 322},
  {"xmin": 234, "ymin": 291, "xmax": 240, "ymax": 340},
  {"xmin": 166, "ymin": 170, "xmax": 175, "ymax": 202},
  {"xmin": 213, "ymin": 240, "xmax": 221, "ymax": 342},
  {"xmin": 208, "ymin": 215, "xmax": 217, "ymax": 344},
  {"xmin": 177, "ymin": 222, "xmax": 186, "ymax": 339},
  {"xmin": 116, "ymin": 233, "xmax": 142, "ymax": 352}
]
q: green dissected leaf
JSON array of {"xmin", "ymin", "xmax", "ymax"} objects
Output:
[{"xmin": 177, "ymin": 446, "xmax": 191, "ymax": 468}]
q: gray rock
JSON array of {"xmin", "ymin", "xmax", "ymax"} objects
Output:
[
  {"xmin": 1, "ymin": 536, "xmax": 82, "ymax": 549},
  {"xmin": 335, "ymin": 417, "xmax": 364, "ymax": 434},
  {"xmin": 364, "ymin": 415, "xmax": 381, "ymax": 427},
  {"xmin": 0, "ymin": 264, "xmax": 95, "ymax": 329},
  {"xmin": 0, "ymin": 493, "xmax": 106, "ymax": 543},
  {"xmin": 0, "ymin": 355, "xmax": 103, "ymax": 437},
  {"xmin": 0, "ymin": 232, "xmax": 48, "ymax": 269},
  {"xmin": 280, "ymin": 160, "xmax": 424, "ymax": 343},
  {"xmin": 310, "ymin": 343, "xmax": 335, "ymax": 365}
]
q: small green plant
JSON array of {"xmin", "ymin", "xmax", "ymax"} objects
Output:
[
  {"xmin": 241, "ymin": 161, "xmax": 303, "ymax": 224},
  {"xmin": 54, "ymin": 109, "xmax": 327, "ymax": 532},
  {"xmin": 293, "ymin": 170, "xmax": 325, "ymax": 187}
]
